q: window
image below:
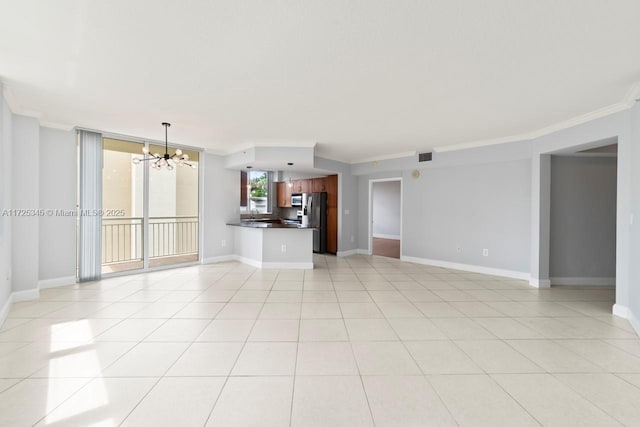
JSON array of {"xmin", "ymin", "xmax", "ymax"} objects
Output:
[{"xmin": 241, "ymin": 170, "xmax": 271, "ymax": 214}]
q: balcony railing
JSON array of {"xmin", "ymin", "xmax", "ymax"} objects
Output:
[{"xmin": 102, "ymin": 216, "xmax": 198, "ymax": 265}]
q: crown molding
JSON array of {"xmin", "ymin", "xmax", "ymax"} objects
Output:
[
  {"xmin": 349, "ymin": 150, "xmax": 417, "ymax": 165},
  {"xmin": 435, "ymin": 82, "xmax": 640, "ymax": 153}
]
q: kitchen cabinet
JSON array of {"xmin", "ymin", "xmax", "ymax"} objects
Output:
[
  {"xmin": 292, "ymin": 179, "xmax": 310, "ymax": 193},
  {"xmin": 313, "ymin": 177, "xmax": 327, "ymax": 192},
  {"xmin": 277, "ymin": 182, "xmax": 292, "ymax": 207},
  {"xmin": 327, "ymin": 206, "xmax": 337, "ymax": 254},
  {"xmin": 326, "ymin": 175, "xmax": 338, "ymax": 208}
]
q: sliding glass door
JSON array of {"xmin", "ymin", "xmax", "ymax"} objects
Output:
[
  {"xmin": 148, "ymin": 144, "xmax": 199, "ymax": 268},
  {"xmin": 97, "ymin": 138, "xmax": 199, "ymax": 276}
]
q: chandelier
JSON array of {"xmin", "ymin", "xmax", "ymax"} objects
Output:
[{"xmin": 132, "ymin": 122, "xmax": 195, "ymax": 170}]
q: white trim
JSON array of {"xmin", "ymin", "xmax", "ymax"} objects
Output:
[
  {"xmin": 202, "ymin": 255, "xmax": 237, "ymax": 264},
  {"xmin": 614, "ymin": 305, "xmax": 640, "ymax": 336},
  {"xmin": 11, "ymin": 288, "xmax": 40, "ymax": 302},
  {"xmin": 0, "ymin": 295, "xmax": 12, "ymax": 329},
  {"xmin": 38, "ymin": 276, "xmax": 76, "ymax": 289},
  {"xmin": 202, "ymin": 254, "xmax": 313, "ymax": 270},
  {"xmin": 401, "ymin": 255, "xmax": 530, "ymax": 281},
  {"xmin": 262, "ymin": 262, "xmax": 314, "ymax": 270},
  {"xmin": 336, "ymin": 249, "xmax": 358, "ymax": 257},
  {"xmin": 550, "ymin": 277, "xmax": 616, "ymax": 286},
  {"xmin": 628, "ymin": 310, "xmax": 640, "ymax": 336},
  {"xmin": 372, "ymin": 233, "xmax": 401, "ymax": 240},
  {"xmin": 357, "ymin": 249, "xmax": 370, "ymax": 256},
  {"xmin": 612, "ymin": 304, "xmax": 629, "ymax": 318},
  {"xmin": 529, "ymin": 278, "xmax": 552, "ymax": 288},
  {"xmin": 350, "ymin": 151, "xmax": 417, "ymax": 165},
  {"xmin": 435, "ymin": 82, "xmax": 640, "ymax": 154},
  {"xmin": 0, "ymin": 289, "xmax": 41, "ymax": 329},
  {"xmin": 368, "ymin": 177, "xmax": 403, "ymax": 258}
]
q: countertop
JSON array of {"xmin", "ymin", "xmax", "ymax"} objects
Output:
[{"xmin": 227, "ymin": 222, "xmax": 315, "ymax": 229}]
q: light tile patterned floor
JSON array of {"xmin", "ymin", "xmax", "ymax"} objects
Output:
[{"xmin": 0, "ymin": 254, "xmax": 639, "ymax": 426}]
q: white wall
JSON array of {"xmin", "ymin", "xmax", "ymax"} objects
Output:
[
  {"xmin": 0, "ymin": 92, "xmax": 13, "ymax": 316},
  {"xmin": 201, "ymin": 153, "xmax": 239, "ymax": 261},
  {"xmin": 628, "ymin": 102, "xmax": 640, "ymax": 332},
  {"xmin": 550, "ymin": 156, "xmax": 617, "ymax": 282},
  {"xmin": 11, "ymin": 115, "xmax": 40, "ymax": 293},
  {"xmin": 372, "ymin": 180, "xmax": 401, "ymax": 239},
  {"xmin": 38, "ymin": 127, "xmax": 77, "ymax": 283}
]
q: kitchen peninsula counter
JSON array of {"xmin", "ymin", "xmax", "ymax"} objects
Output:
[{"xmin": 226, "ymin": 222, "xmax": 314, "ymax": 269}]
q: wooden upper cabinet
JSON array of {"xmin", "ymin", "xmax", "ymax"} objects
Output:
[
  {"xmin": 313, "ymin": 177, "xmax": 327, "ymax": 192},
  {"xmin": 292, "ymin": 179, "xmax": 310, "ymax": 193},
  {"xmin": 326, "ymin": 175, "xmax": 338, "ymax": 207},
  {"xmin": 277, "ymin": 182, "xmax": 291, "ymax": 207}
]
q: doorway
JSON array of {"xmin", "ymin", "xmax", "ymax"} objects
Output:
[
  {"xmin": 549, "ymin": 144, "xmax": 618, "ymax": 286},
  {"xmin": 369, "ymin": 178, "xmax": 402, "ymax": 259}
]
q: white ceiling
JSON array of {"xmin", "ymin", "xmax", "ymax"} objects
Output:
[{"xmin": 1, "ymin": 0, "xmax": 639, "ymax": 162}]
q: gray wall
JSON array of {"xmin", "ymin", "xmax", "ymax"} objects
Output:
[
  {"xmin": 550, "ymin": 156, "xmax": 617, "ymax": 280},
  {"xmin": 372, "ymin": 180, "xmax": 401, "ymax": 238},
  {"xmin": 39, "ymin": 127, "xmax": 77, "ymax": 282},
  {"xmin": 314, "ymin": 157, "xmax": 358, "ymax": 253},
  {"xmin": 11, "ymin": 115, "xmax": 40, "ymax": 293},
  {"xmin": 357, "ymin": 159, "xmax": 532, "ymax": 274},
  {"xmin": 201, "ymin": 152, "xmax": 239, "ymax": 261},
  {"xmin": 0, "ymin": 93, "xmax": 12, "ymax": 313}
]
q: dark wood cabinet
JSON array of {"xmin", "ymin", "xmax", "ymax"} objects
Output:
[
  {"xmin": 326, "ymin": 175, "xmax": 338, "ymax": 208},
  {"xmin": 327, "ymin": 206, "xmax": 337, "ymax": 254},
  {"xmin": 313, "ymin": 177, "xmax": 327, "ymax": 192},
  {"xmin": 292, "ymin": 179, "xmax": 310, "ymax": 194},
  {"xmin": 276, "ymin": 174, "xmax": 338, "ymax": 254},
  {"xmin": 277, "ymin": 182, "xmax": 292, "ymax": 207}
]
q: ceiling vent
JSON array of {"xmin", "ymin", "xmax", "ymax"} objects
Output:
[{"xmin": 418, "ymin": 152, "xmax": 433, "ymax": 162}]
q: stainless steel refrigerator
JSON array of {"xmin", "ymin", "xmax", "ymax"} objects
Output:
[{"xmin": 307, "ymin": 192, "xmax": 327, "ymax": 253}]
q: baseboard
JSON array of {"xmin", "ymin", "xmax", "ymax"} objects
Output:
[
  {"xmin": 0, "ymin": 288, "xmax": 40, "ymax": 329},
  {"xmin": 357, "ymin": 249, "xmax": 371, "ymax": 256},
  {"xmin": 529, "ymin": 278, "xmax": 551, "ymax": 289},
  {"xmin": 336, "ymin": 249, "xmax": 358, "ymax": 257},
  {"xmin": 262, "ymin": 262, "xmax": 314, "ymax": 269},
  {"xmin": 372, "ymin": 233, "xmax": 401, "ymax": 240},
  {"xmin": 0, "ymin": 295, "xmax": 12, "ymax": 330},
  {"xmin": 612, "ymin": 304, "xmax": 629, "ymax": 318},
  {"xmin": 628, "ymin": 309, "xmax": 640, "ymax": 336},
  {"xmin": 550, "ymin": 277, "xmax": 616, "ymax": 286},
  {"xmin": 401, "ymin": 255, "xmax": 530, "ymax": 281},
  {"xmin": 201, "ymin": 254, "xmax": 236, "ymax": 264},
  {"xmin": 12, "ymin": 288, "xmax": 40, "ymax": 302},
  {"xmin": 38, "ymin": 275, "xmax": 76, "ymax": 289},
  {"xmin": 614, "ymin": 304, "xmax": 640, "ymax": 336},
  {"xmin": 203, "ymin": 254, "xmax": 312, "ymax": 270}
]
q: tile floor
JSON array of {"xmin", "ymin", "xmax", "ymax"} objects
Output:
[{"xmin": 0, "ymin": 254, "xmax": 639, "ymax": 426}]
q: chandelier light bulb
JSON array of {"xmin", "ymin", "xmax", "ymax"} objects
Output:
[{"xmin": 132, "ymin": 123, "xmax": 195, "ymax": 169}]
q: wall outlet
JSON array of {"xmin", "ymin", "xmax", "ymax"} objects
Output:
[
  {"xmin": 482, "ymin": 248, "xmax": 489, "ymax": 257},
  {"xmin": 281, "ymin": 244, "xmax": 287, "ymax": 253},
  {"xmin": 456, "ymin": 246, "xmax": 462, "ymax": 253},
  {"xmin": 345, "ymin": 209, "xmax": 350, "ymax": 215},
  {"xmin": 221, "ymin": 240, "xmax": 226, "ymax": 247},
  {"xmin": 351, "ymin": 235, "xmax": 355, "ymax": 243}
]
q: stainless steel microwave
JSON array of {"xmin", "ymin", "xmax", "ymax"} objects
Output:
[{"xmin": 291, "ymin": 193, "xmax": 303, "ymax": 207}]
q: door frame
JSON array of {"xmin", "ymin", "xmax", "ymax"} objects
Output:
[
  {"xmin": 95, "ymin": 130, "xmax": 204, "ymax": 279},
  {"xmin": 368, "ymin": 177, "xmax": 403, "ymax": 257}
]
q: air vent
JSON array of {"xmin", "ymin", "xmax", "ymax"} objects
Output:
[{"xmin": 418, "ymin": 152, "xmax": 433, "ymax": 162}]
